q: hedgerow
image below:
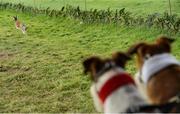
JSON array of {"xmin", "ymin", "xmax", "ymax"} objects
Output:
[{"xmin": 0, "ymin": 2, "xmax": 179, "ymax": 33}]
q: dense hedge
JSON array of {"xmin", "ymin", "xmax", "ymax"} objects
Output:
[{"xmin": 0, "ymin": 2, "xmax": 179, "ymax": 32}]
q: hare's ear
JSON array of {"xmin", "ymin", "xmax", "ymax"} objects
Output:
[
  {"xmin": 127, "ymin": 43, "xmax": 146, "ymax": 55},
  {"xmin": 15, "ymin": 15, "xmax": 18, "ymax": 20},
  {"xmin": 13, "ymin": 16, "xmax": 17, "ymax": 21}
]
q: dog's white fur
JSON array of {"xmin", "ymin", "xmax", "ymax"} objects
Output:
[
  {"xmin": 142, "ymin": 53, "xmax": 180, "ymax": 84},
  {"xmin": 134, "ymin": 53, "xmax": 180, "ymax": 103},
  {"xmin": 135, "ymin": 72, "xmax": 149, "ymax": 102},
  {"xmin": 90, "ymin": 68, "xmax": 147, "ymax": 113}
]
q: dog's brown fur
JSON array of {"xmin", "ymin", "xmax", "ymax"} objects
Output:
[
  {"xmin": 127, "ymin": 36, "xmax": 180, "ymax": 105},
  {"xmin": 83, "ymin": 52, "xmax": 131, "ymax": 82}
]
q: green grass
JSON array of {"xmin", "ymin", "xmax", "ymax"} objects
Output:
[
  {"xmin": 2, "ymin": 0, "xmax": 180, "ymax": 16},
  {"xmin": 0, "ymin": 9, "xmax": 180, "ymax": 112}
]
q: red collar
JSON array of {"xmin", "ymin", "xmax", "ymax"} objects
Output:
[{"xmin": 98, "ymin": 73, "xmax": 135, "ymax": 103}]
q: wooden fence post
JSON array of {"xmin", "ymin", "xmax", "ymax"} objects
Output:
[
  {"xmin": 85, "ymin": 0, "xmax": 87, "ymax": 10},
  {"xmin": 33, "ymin": 0, "xmax": 35, "ymax": 7},
  {"xmin": 168, "ymin": 0, "xmax": 172, "ymax": 15},
  {"xmin": 63, "ymin": 0, "xmax": 65, "ymax": 6}
]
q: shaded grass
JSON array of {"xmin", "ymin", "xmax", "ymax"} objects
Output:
[{"xmin": 0, "ymin": 10, "xmax": 179, "ymax": 112}]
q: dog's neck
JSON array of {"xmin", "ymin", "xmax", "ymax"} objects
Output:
[
  {"xmin": 95, "ymin": 67, "xmax": 137, "ymax": 103},
  {"xmin": 95, "ymin": 67, "xmax": 125, "ymax": 92},
  {"xmin": 95, "ymin": 61, "xmax": 117, "ymax": 78},
  {"xmin": 140, "ymin": 53, "xmax": 180, "ymax": 84}
]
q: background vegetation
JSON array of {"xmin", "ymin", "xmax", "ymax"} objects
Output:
[
  {"xmin": 0, "ymin": 0, "xmax": 180, "ymax": 113},
  {"xmin": 2, "ymin": 0, "xmax": 180, "ymax": 16},
  {"xmin": 1, "ymin": 2, "xmax": 179, "ymax": 32}
]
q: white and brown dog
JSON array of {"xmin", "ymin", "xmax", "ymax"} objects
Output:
[
  {"xmin": 82, "ymin": 52, "xmax": 147, "ymax": 113},
  {"xmin": 127, "ymin": 36, "xmax": 180, "ymax": 111}
]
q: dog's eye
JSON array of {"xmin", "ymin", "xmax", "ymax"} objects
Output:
[
  {"xmin": 144, "ymin": 54, "xmax": 151, "ymax": 60},
  {"xmin": 104, "ymin": 62, "xmax": 115, "ymax": 68}
]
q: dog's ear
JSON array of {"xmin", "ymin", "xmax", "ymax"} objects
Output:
[
  {"xmin": 127, "ymin": 43, "xmax": 146, "ymax": 55},
  {"xmin": 156, "ymin": 36, "xmax": 175, "ymax": 52},
  {"xmin": 112, "ymin": 52, "xmax": 131, "ymax": 68},
  {"xmin": 82, "ymin": 56, "xmax": 102, "ymax": 75},
  {"xmin": 13, "ymin": 16, "xmax": 17, "ymax": 21},
  {"xmin": 156, "ymin": 36, "xmax": 175, "ymax": 44}
]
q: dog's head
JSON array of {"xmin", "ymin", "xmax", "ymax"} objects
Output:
[
  {"xmin": 82, "ymin": 52, "xmax": 131, "ymax": 82},
  {"xmin": 127, "ymin": 36, "xmax": 175, "ymax": 69},
  {"xmin": 13, "ymin": 16, "xmax": 18, "ymax": 21}
]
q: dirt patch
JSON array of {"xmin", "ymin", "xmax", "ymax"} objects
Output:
[
  {"xmin": 0, "ymin": 65, "xmax": 31, "ymax": 73},
  {"xmin": 0, "ymin": 52, "xmax": 14, "ymax": 60},
  {"xmin": 0, "ymin": 66, "xmax": 9, "ymax": 72}
]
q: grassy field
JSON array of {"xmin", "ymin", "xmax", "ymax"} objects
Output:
[
  {"xmin": 0, "ymin": 0, "xmax": 180, "ymax": 112},
  {"xmin": 0, "ymin": 10, "xmax": 179, "ymax": 112},
  {"xmin": 2, "ymin": 0, "xmax": 180, "ymax": 16}
]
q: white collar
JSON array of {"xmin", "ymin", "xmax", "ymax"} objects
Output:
[{"xmin": 141, "ymin": 53, "xmax": 180, "ymax": 84}]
